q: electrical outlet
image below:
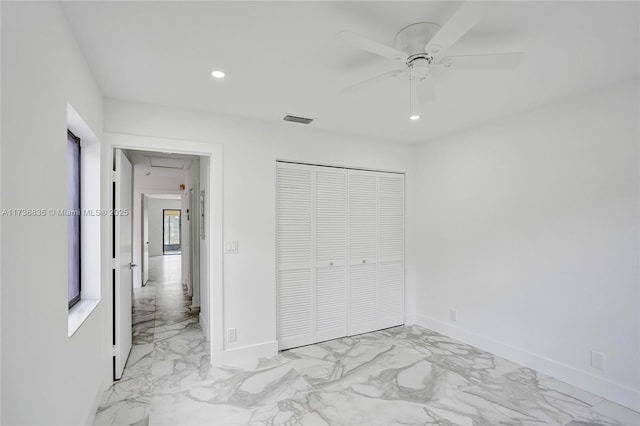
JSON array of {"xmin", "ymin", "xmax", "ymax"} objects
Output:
[
  {"xmin": 450, "ymin": 309, "xmax": 458, "ymax": 322},
  {"xmin": 590, "ymin": 350, "xmax": 604, "ymax": 371},
  {"xmin": 227, "ymin": 328, "xmax": 237, "ymax": 343}
]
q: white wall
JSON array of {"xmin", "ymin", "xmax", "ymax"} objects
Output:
[
  {"xmin": 199, "ymin": 157, "xmax": 211, "ymax": 339},
  {"xmin": 414, "ymin": 80, "xmax": 640, "ymax": 410},
  {"xmin": 147, "ymin": 198, "xmax": 181, "ymax": 257},
  {"xmin": 0, "ymin": 2, "xmax": 4, "ymax": 421},
  {"xmin": 104, "ymin": 99, "xmax": 417, "ymax": 365},
  {"xmin": 1, "ymin": 2, "xmax": 105, "ymax": 424}
]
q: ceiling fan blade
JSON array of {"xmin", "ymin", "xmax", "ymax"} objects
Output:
[
  {"xmin": 438, "ymin": 52, "xmax": 524, "ymax": 70},
  {"xmin": 415, "ymin": 74, "xmax": 436, "ymax": 104},
  {"xmin": 341, "ymin": 70, "xmax": 405, "ymax": 94},
  {"xmin": 337, "ymin": 31, "xmax": 408, "ymax": 62},
  {"xmin": 425, "ymin": 2, "xmax": 495, "ymax": 56}
]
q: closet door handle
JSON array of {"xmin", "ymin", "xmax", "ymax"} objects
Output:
[
  {"xmin": 329, "ymin": 262, "xmax": 334, "ymax": 266},
  {"xmin": 362, "ymin": 260, "xmax": 366, "ymax": 264}
]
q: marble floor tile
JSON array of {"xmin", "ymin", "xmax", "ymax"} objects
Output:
[{"xmin": 95, "ymin": 255, "xmax": 639, "ymax": 426}]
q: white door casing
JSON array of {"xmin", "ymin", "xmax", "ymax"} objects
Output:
[
  {"xmin": 142, "ymin": 194, "xmax": 149, "ymax": 286},
  {"xmin": 190, "ymin": 187, "xmax": 201, "ymax": 307},
  {"xmin": 114, "ymin": 149, "xmax": 133, "ymax": 380}
]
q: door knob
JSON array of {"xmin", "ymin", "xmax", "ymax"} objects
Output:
[{"xmin": 129, "ymin": 263, "xmax": 138, "ymax": 269}]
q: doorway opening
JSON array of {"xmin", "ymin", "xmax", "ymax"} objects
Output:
[
  {"xmin": 106, "ymin": 134, "xmax": 222, "ymax": 390},
  {"xmin": 163, "ymin": 208, "xmax": 182, "ymax": 254},
  {"xmin": 109, "ymin": 141, "xmax": 218, "ymax": 384}
]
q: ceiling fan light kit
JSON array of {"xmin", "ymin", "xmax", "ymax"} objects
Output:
[{"xmin": 338, "ymin": 2, "xmax": 525, "ymax": 119}]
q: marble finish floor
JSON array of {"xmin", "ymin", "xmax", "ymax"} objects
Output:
[
  {"xmin": 94, "ymin": 256, "xmax": 639, "ymax": 425},
  {"xmin": 94, "ymin": 254, "xmax": 202, "ymax": 426}
]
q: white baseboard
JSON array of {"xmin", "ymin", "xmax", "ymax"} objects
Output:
[
  {"xmin": 191, "ymin": 296, "xmax": 200, "ymax": 308},
  {"xmin": 215, "ymin": 340, "xmax": 279, "ymax": 370},
  {"xmin": 413, "ymin": 314, "xmax": 640, "ymax": 412},
  {"xmin": 199, "ymin": 312, "xmax": 209, "ymax": 342}
]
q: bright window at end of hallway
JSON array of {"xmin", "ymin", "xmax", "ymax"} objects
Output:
[{"xmin": 163, "ymin": 209, "xmax": 182, "ymax": 254}]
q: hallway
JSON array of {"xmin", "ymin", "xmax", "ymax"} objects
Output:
[{"xmin": 94, "ymin": 255, "xmax": 206, "ymax": 425}]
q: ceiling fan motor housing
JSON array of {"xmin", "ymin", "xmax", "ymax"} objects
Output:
[{"xmin": 409, "ymin": 56, "xmax": 432, "ymax": 79}]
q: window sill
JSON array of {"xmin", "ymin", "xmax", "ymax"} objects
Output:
[{"xmin": 68, "ymin": 299, "xmax": 100, "ymax": 337}]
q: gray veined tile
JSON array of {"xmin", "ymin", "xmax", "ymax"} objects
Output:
[
  {"xmin": 96, "ymin": 256, "xmax": 640, "ymax": 426},
  {"xmin": 149, "ymin": 364, "xmax": 314, "ymax": 425},
  {"xmin": 152, "ymin": 354, "xmax": 215, "ymax": 396},
  {"xmin": 132, "ymin": 319, "xmax": 155, "ymax": 345},
  {"xmin": 153, "ymin": 318, "xmax": 200, "ymax": 342},
  {"xmin": 93, "ymin": 374, "xmax": 153, "ymax": 426},
  {"xmin": 279, "ymin": 387, "xmax": 440, "ymax": 426},
  {"xmin": 122, "ymin": 343, "xmax": 155, "ymax": 380},
  {"xmin": 583, "ymin": 399, "xmax": 640, "ymax": 426},
  {"xmin": 93, "ymin": 400, "xmax": 150, "ymax": 426}
]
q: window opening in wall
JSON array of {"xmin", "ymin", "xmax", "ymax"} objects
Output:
[
  {"xmin": 163, "ymin": 209, "xmax": 181, "ymax": 254},
  {"xmin": 68, "ymin": 130, "xmax": 81, "ymax": 308}
]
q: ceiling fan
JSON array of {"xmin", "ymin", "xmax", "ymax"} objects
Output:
[{"xmin": 338, "ymin": 2, "xmax": 524, "ymax": 115}]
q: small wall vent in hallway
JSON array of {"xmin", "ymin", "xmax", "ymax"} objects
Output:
[{"xmin": 283, "ymin": 114, "xmax": 314, "ymax": 125}]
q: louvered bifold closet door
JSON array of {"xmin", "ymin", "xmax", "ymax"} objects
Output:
[
  {"xmin": 377, "ymin": 173, "xmax": 405, "ymax": 329},
  {"xmin": 276, "ymin": 163, "xmax": 314, "ymax": 350},
  {"xmin": 347, "ymin": 170, "xmax": 379, "ymax": 336},
  {"xmin": 314, "ymin": 167, "xmax": 348, "ymax": 342}
]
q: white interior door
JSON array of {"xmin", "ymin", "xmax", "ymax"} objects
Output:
[
  {"xmin": 377, "ymin": 173, "xmax": 405, "ymax": 329},
  {"xmin": 314, "ymin": 166, "xmax": 347, "ymax": 342},
  {"xmin": 276, "ymin": 163, "xmax": 314, "ymax": 350},
  {"xmin": 142, "ymin": 194, "xmax": 149, "ymax": 286},
  {"xmin": 114, "ymin": 149, "xmax": 133, "ymax": 380},
  {"xmin": 347, "ymin": 170, "xmax": 378, "ymax": 336}
]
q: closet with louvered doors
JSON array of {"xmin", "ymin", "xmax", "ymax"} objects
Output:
[{"xmin": 276, "ymin": 161, "xmax": 404, "ymax": 350}]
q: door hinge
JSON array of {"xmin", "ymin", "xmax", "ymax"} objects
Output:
[
  {"xmin": 112, "ymin": 345, "xmax": 117, "ymax": 356},
  {"xmin": 112, "ymin": 170, "xmax": 117, "ymax": 182},
  {"xmin": 112, "ymin": 258, "xmax": 117, "ymax": 269}
]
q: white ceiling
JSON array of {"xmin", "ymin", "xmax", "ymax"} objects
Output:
[
  {"xmin": 146, "ymin": 194, "xmax": 181, "ymax": 200},
  {"xmin": 126, "ymin": 149, "xmax": 200, "ymax": 176},
  {"xmin": 61, "ymin": 1, "xmax": 639, "ymax": 144}
]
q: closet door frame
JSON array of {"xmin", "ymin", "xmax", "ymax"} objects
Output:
[{"xmin": 276, "ymin": 161, "xmax": 406, "ymax": 350}]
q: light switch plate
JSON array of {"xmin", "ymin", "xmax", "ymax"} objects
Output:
[{"xmin": 224, "ymin": 241, "xmax": 238, "ymax": 254}]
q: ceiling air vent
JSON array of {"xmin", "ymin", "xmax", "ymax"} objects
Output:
[
  {"xmin": 149, "ymin": 157, "xmax": 186, "ymax": 169},
  {"xmin": 283, "ymin": 114, "xmax": 314, "ymax": 125}
]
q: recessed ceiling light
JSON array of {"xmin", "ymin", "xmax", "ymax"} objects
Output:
[
  {"xmin": 410, "ymin": 115, "xmax": 420, "ymax": 121},
  {"xmin": 211, "ymin": 70, "xmax": 226, "ymax": 79}
]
